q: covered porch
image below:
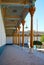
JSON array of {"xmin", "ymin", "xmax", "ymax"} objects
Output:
[{"xmin": 0, "ymin": 0, "xmax": 44, "ymax": 65}]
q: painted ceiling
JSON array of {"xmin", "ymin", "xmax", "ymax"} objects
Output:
[{"xmin": 0, "ymin": 0, "xmax": 36, "ymax": 36}]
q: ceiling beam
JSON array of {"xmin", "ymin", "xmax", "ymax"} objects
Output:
[
  {"xmin": 5, "ymin": 22, "xmax": 17, "ymax": 26},
  {"xmin": 5, "ymin": 23, "xmax": 17, "ymax": 27},
  {"xmin": 5, "ymin": 26, "xmax": 16, "ymax": 28},
  {"xmin": 6, "ymin": 27, "xmax": 16, "ymax": 30},
  {"xmin": 4, "ymin": 21, "xmax": 17, "ymax": 25},
  {"xmin": 4, "ymin": 15, "xmax": 20, "ymax": 18},
  {"xmin": 0, "ymin": 0, "xmax": 29, "ymax": 5},
  {"xmin": 4, "ymin": 20, "xmax": 17, "ymax": 23}
]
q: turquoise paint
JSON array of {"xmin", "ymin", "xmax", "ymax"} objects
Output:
[{"xmin": 0, "ymin": 45, "xmax": 5, "ymax": 55}]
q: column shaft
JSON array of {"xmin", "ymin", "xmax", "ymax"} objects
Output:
[
  {"xmin": 30, "ymin": 15, "xmax": 33, "ymax": 48},
  {"xmin": 18, "ymin": 27, "xmax": 20, "ymax": 45},
  {"xmin": 22, "ymin": 25, "xmax": 24, "ymax": 46},
  {"xmin": 21, "ymin": 20, "xmax": 25, "ymax": 47}
]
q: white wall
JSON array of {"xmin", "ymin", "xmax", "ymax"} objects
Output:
[
  {"xmin": 20, "ymin": 36, "xmax": 29, "ymax": 44},
  {"xmin": 6, "ymin": 36, "xmax": 41, "ymax": 46},
  {"xmin": 0, "ymin": 6, "xmax": 6, "ymax": 47},
  {"xmin": 6, "ymin": 36, "xmax": 29, "ymax": 44},
  {"xmin": 6, "ymin": 37, "xmax": 13, "ymax": 44}
]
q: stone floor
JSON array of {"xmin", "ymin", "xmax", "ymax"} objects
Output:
[{"xmin": 0, "ymin": 45, "xmax": 44, "ymax": 65}]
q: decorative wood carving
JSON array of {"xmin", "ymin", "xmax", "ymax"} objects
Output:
[
  {"xmin": 29, "ymin": 6, "xmax": 35, "ymax": 16},
  {"xmin": 21, "ymin": 20, "xmax": 25, "ymax": 26}
]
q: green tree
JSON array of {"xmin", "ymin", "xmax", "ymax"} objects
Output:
[{"xmin": 41, "ymin": 35, "xmax": 44, "ymax": 42}]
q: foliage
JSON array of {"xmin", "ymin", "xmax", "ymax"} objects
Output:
[
  {"xmin": 33, "ymin": 41, "xmax": 42, "ymax": 45},
  {"xmin": 41, "ymin": 35, "xmax": 44, "ymax": 42}
]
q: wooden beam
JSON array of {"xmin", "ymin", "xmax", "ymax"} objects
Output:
[
  {"xmin": 5, "ymin": 26, "xmax": 15, "ymax": 28},
  {"xmin": 4, "ymin": 15, "xmax": 20, "ymax": 18},
  {"xmin": 5, "ymin": 26, "xmax": 16, "ymax": 29},
  {"xmin": 4, "ymin": 20, "xmax": 18, "ymax": 27},
  {"xmin": 4, "ymin": 20, "xmax": 18, "ymax": 23},
  {"xmin": 0, "ymin": 0, "xmax": 29, "ymax": 4}
]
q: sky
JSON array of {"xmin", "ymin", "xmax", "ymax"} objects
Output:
[{"xmin": 20, "ymin": 0, "xmax": 44, "ymax": 32}]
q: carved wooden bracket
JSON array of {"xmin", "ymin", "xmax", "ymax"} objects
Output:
[{"xmin": 29, "ymin": 6, "xmax": 35, "ymax": 16}]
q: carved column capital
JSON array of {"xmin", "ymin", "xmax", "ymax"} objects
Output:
[
  {"xmin": 29, "ymin": 7, "xmax": 36, "ymax": 16},
  {"xmin": 21, "ymin": 20, "xmax": 25, "ymax": 26},
  {"xmin": 18, "ymin": 26, "xmax": 21, "ymax": 30}
]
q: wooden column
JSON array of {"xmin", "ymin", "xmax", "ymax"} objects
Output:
[
  {"xmin": 13, "ymin": 28, "xmax": 18, "ymax": 45},
  {"xmin": 16, "ymin": 28, "xmax": 18, "ymax": 45},
  {"xmin": 17, "ymin": 26, "xmax": 20, "ymax": 45},
  {"xmin": 29, "ymin": 7, "xmax": 35, "ymax": 48},
  {"xmin": 21, "ymin": 20, "xmax": 25, "ymax": 47}
]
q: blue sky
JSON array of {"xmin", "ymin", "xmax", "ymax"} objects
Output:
[{"xmin": 20, "ymin": 0, "xmax": 44, "ymax": 32}]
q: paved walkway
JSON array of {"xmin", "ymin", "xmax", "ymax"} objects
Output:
[{"xmin": 0, "ymin": 45, "xmax": 44, "ymax": 65}]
